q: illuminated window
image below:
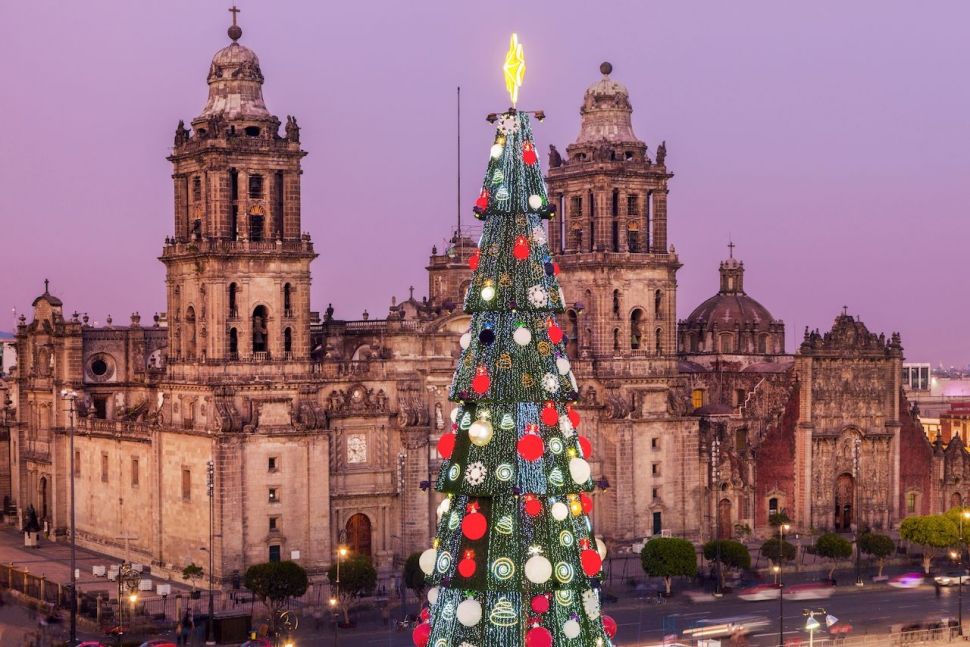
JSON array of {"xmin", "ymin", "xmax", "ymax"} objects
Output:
[{"xmin": 691, "ymin": 389, "xmax": 704, "ymax": 410}]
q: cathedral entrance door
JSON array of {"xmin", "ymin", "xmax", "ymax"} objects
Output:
[
  {"xmin": 346, "ymin": 513, "xmax": 372, "ymax": 559},
  {"xmin": 717, "ymin": 499, "xmax": 733, "ymax": 539},
  {"xmin": 834, "ymin": 473, "xmax": 855, "ymax": 531}
]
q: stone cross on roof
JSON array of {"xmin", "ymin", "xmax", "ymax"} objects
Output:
[{"xmin": 727, "ymin": 240, "xmax": 735, "ymax": 259}]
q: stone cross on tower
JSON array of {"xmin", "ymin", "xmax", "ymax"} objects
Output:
[
  {"xmin": 227, "ymin": 5, "xmax": 242, "ymax": 41},
  {"xmin": 727, "ymin": 240, "xmax": 735, "ymax": 259},
  {"xmin": 229, "ymin": 5, "xmax": 240, "ymax": 25}
]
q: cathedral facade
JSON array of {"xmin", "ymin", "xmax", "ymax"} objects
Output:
[{"xmin": 0, "ymin": 21, "xmax": 956, "ymax": 588}]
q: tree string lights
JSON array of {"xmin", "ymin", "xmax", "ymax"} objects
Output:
[{"xmin": 414, "ymin": 35, "xmax": 616, "ymax": 647}]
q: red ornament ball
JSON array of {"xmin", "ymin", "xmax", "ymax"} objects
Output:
[
  {"xmin": 513, "ymin": 236, "xmax": 530, "ymax": 260},
  {"xmin": 472, "ymin": 372, "xmax": 491, "ymax": 395},
  {"xmin": 547, "ymin": 323, "xmax": 564, "ymax": 344},
  {"xmin": 461, "ymin": 510, "xmax": 487, "ymax": 541},
  {"xmin": 437, "ymin": 432, "xmax": 456, "ymax": 459},
  {"xmin": 530, "ymin": 594, "xmax": 550, "ymax": 614},
  {"xmin": 475, "ymin": 190, "xmax": 489, "ymax": 211},
  {"xmin": 517, "ymin": 434, "xmax": 544, "ymax": 462},
  {"xmin": 523, "ymin": 144, "xmax": 539, "ymax": 167},
  {"xmin": 524, "ymin": 495, "xmax": 543, "ymax": 517},
  {"xmin": 419, "ymin": 608, "xmax": 430, "ymax": 622},
  {"xmin": 580, "ymin": 493, "xmax": 593, "ymax": 514},
  {"xmin": 541, "ymin": 403, "xmax": 559, "ymax": 426},
  {"xmin": 458, "ymin": 555, "xmax": 477, "ymax": 578},
  {"xmin": 469, "ymin": 250, "xmax": 480, "ymax": 271},
  {"xmin": 581, "ymin": 548, "xmax": 603, "ymax": 576},
  {"xmin": 412, "ymin": 622, "xmax": 431, "ymax": 647},
  {"xmin": 552, "ymin": 262, "xmax": 560, "ymax": 276},
  {"xmin": 578, "ymin": 435, "xmax": 592, "ymax": 459},
  {"xmin": 525, "ymin": 626, "xmax": 552, "ymax": 647},
  {"xmin": 602, "ymin": 615, "xmax": 618, "ymax": 639},
  {"xmin": 567, "ymin": 406, "xmax": 581, "ymax": 428}
]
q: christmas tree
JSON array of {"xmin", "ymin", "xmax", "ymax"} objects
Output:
[{"xmin": 414, "ymin": 35, "xmax": 617, "ymax": 647}]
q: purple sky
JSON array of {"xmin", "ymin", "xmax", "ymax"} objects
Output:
[{"xmin": 3, "ymin": 1, "xmax": 969, "ymax": 365}]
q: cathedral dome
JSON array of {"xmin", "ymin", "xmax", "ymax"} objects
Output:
[
  {"xmin": 678, "ymin": 253, "xmax": 785, "ymax": 355},
  {"xmin": 196, "ymin": 36, "xmax": 271, "ymax": 122},
  {"xmin": 574, "ymin": 62, "xmax": 640, "ymax": 145}
]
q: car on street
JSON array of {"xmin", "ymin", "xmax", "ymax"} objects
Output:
[
  {"xmin": 241, "ymin": 640, "xmax": 273, "ymax": 647},
  {"xmin": 137, "ymin": 641, "xmax": 178, "ymax": 647},
  {"xmin": 784, "ymin": 581, "xmax": 836, "ymax": 600},
  {"xmin": 889, "ymin": 572, "xmax": 926, "ymax": 588},
  {"xmin": 682, "ymin": 615, "xmax": 770, "ymax": 639},
  {"xmin": 78, "ymin": 642, "xmax": 109, "ymax": 647},
  {"xmin": 934, "ymin": 571, "xmax": 970, "ymax": 586},
  {"xmin": 737, "ymin": 583, "xmax": 781, "ymax": 601}
]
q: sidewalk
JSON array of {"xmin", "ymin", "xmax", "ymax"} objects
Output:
[{"xmin": 0, "ymin": 523, "xmax": 194, "ymax": 603}]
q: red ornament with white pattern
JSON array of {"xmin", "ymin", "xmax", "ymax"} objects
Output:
[
  {"xmin": 472, "ymin": 366, "xmax": 491, "ymax": 395},
  {"xmin": 513, "ymin": 235, "xmax": 530, "ymax": 260}
]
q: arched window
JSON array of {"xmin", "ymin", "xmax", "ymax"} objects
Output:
[
  {"xmin": 906, "ymin": 492, "xmax": 918, "ymax": 514},
  {"xmin": 612, "ymin": 290, "xmax": 620, "ymax": 318},
  {"xmin": 630, "ymin": 309, "xmax": 644, "ymax": 349},
  {"xmin": 654, "ymin": 290, "xmax": 663, "ymax": 319},
  {"xmin": 951, "ymin": 492, "xmax": 963, "ymax": 509},
  {"xmin": 719, "ymin": 333, "xmax": 734, "ymax": 353},
  {"xmin": 283, "ymin": 327, "xmax": 293, "ymax": 355},
  {"xmin": 613, "ymin": 328, "xmax": 620, "ymax": 352},
  {"xmin": 627, "ymin": 221, "xmax": 640, "ymax": 253},
  {"xmin": 249, "ymin": 205, "xmax": 265, "ymax": 242},
  {"xmin": 185, "ymin": 306, "xmax": 197, "ymax": 359},
  {"xmin": 228, "ymin": 328, "xmax": 238, "ymax": 359},
  {"xmin": 768, "ymin": 497, "xmax": 779, "ymax": 517},
  {"xmin": 758, "ymin": 334, "xmax": 769, "ymax": 354},
  {"xmin": 228, "ymin": 283, "xmax": 238, "ymax": 318},
  {"xmin": 655, "ymin": 328, "xmax": 663, "ymax": 356},
  {"xmin": 567, "ymin": 310, "xmax": 579, "ymax": 358},
  {"xmin": 283, "ymin": 283, "xmax": 292, "ymax": 317},
  {"xmin": 252, "ymin": 305, "xmax": 269, "ymax": 354}
]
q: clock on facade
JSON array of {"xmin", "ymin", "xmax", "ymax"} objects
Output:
[{"xmin": 347, "ymin": 434, "xmax": 367, "ymax": 464}]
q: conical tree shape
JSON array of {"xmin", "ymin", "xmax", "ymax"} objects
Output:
[{"xmin": 415, "ymin": 110, "xmax": 616, "ymax": 647}]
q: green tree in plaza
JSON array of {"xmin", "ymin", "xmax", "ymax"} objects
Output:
[
  {"xmin": 181, "ymin": 562, "xmax": 204, "ymax": 595},
  {"xmin": 641, "ymin": 537, "xmax": 698, "ymax": 595},
  {"xmin": 244, "ymin": 561, "xmax": 309, "ymax": 623},
  {"xmin": 814, "ymin": 533, "xmax": 853, "ymax": 579},
  {"xmin": 900, "ymin": 514, "xmax": 959, "ymax": 573},
  {"xmin": 858, "ymin": 532, "xmax": 895, "ymax": 577},
  {"xmin": 403, "ymin": 552, "xmax": 427, "ymax": 618},
  {"xmin": 415, "ymin": 35, "xmax": 616, "ymax": 647},
  {"xmin": 327, "ymin": 554, "xmax": 378, "ymax": 625},
  {"xmin": 703, "ymin": 540, "xmax": 752, "ymax": 576},
  {"xmin": 760, "ymin": 537, "xmax": 796, "ymax": 564}
]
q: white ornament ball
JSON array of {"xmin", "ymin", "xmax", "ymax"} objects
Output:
[
  {"xmin": 450, "ymin": 407, "xmax": 460, "ymax": 423},
  {"xmin": 559, "ymin": 414, "xmax": 575, "ymax": 438},
  {"xmin": 513, "ymin": 326, "xmax": 533, "ymax": 346},
  {"xmin": 528, "ymin": 194, "xmax": 543, "ymax": 210},
  {"xmin": 468, "ymin": 420, "xmax": 494, "ymax": 447},
  {"xmin": 556, "ymin": 357, "xmax": 571, "ymax": 375},
  {"xmin": 481, "ymin": 285, "xmax": 496, "ymax": 302},
  {"xmin": 459, "ymin": 332, "xmax": 471, "ymax": 350},
  {"xmin": 436, "ymin": 498, "xmax": 451, "ymax": 522},
  {"xmin": 596, "ymin": 536, "xmax": 608, "ymax": 560},
  {"xmin": 531, "ymin": 227, "xmax": 547, "ymax": 245},
  {"xmin": 490, "ymin": 144, "xmax": 504, "ymax": 159},
  {"xmin": 427, "ymin": 586, "xmax": 440, "ymax": 605},
  {"xmin": 525, "ymin": 555, "xmax": 553, "ymax": 584},
  {"xmin": 569, "ymin": 457, "xmax": 592, "ymax": 484},
  {"xmin": 419, "ymin": 548, "xmax": 437, "ymax": 575},
  {"xmin": 456, "ymin": 598, "xmax": 483, "ymax": 627},
  {"xmin": 551, "ymin": 501, "xmax": 569, "ymax": 521},
  {"xmin": 563, "ymin": 619, "xmax": 581, "ymax": 639}
]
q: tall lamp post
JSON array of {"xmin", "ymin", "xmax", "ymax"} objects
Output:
[
  {"xmin": 853, "ymin": 437, "xmax": 863, "ymax": 586},
  {"xmin": 959, "ymin": 508, "xmax": 970, "ymax": 635},
  {"xmin": 778, "ymin": 522, "xmax": 791, "ymax": 647},
  {"xmin": 60, "ymin": 389, "xmax": 79, "ymax": 646},
  {"xmin": 206, "ymin": 460, "xmax": 215, "ymax": 645},
  {"xmin": 329, "ymin": 529, "xmax": 348, "ymax": 646},
  {"xmin": 711, "ymin": 429, "xmax": 723, "ymax": 597}
]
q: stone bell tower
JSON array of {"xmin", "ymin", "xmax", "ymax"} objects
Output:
[
  {"xmin": 161, "ymin": 12, "xmax": 316, "ymax": 363},
  {"xmin": 545, "ymin": 62, "xmax": 680, "ymax": 361}
]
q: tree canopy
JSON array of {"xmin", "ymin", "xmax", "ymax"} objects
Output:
[
  {"xmin": 640, "ymin": 537, "xmax": 697, "ymax": 594},
  {"xmin": 901, "ymin": 514, "xmax": 959, "ymax": 573},
  {"xmin": 814, "ymin": 533, "xmax": 853, "ymax": 578},
  {"xmin": 859, "ymin": 532, "xmax": 895, "ymax": 577},
  {"xmin": 244, "ymin": 561, "xmax": 309, "ymax": 612},
  {"xmin": 760, "ymin": 537, "xmax": 796, "ymax": 564},
  {"xmin": 403, "ymin": 552, "xmax": 426, "ymax": 595},
  {"xmin": 702, "ymin": 540, "xmax": 751, "ymax": 571}
]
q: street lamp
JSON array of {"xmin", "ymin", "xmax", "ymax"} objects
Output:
[
  {"xmin": 206, "ymin": 460, "xmax": 215, "ymax": 645},
  {"xmin": 330, "ymin": 596, "xmax": 338, "ymax": 647},
  {"xmin": 331, "ymin": 529, "xmax": 348, "ymax": 644},
  {"xmin": 711, "ymin": 429, "xmax": 723, "ymax": 597},
  {"xmin": 59, "ymin": 388, "xmax": 79, "ymax": 646},
  {"xmin": 853, "ymin": 437, "xmax": 863, "ymax": 586},
  {"xmin": 958, "ymin": 508, "xmax": 970, "ymax": 635},
  {"xmin": 778, "ymin": 522, "xmax": 791, "ymax": 647}
]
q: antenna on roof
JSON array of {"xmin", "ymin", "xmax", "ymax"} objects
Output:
[{"xmin": 457, "ymin": 85, "xmax": 462, "ymax": 241}]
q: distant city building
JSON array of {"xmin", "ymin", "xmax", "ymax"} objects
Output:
[
  {"xmin": 0, "ymin": 337, "xmax": 16, "ymax": 377},
  {"xmin": 1, "ymin": 16, "xmax": 962, "ymax": 590},
  {"xmin": 903, "ymin": 362, "xmax": 931, "ymax": 392}
]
